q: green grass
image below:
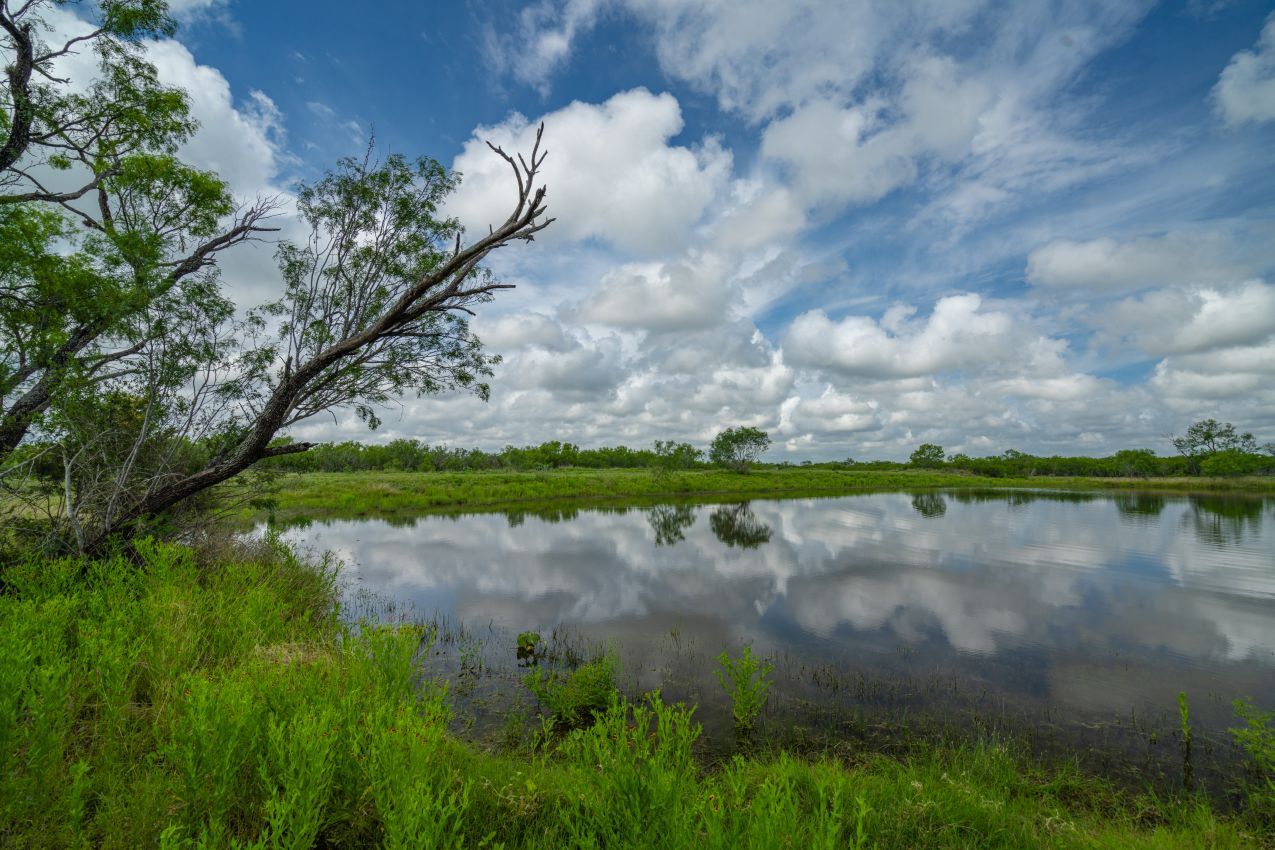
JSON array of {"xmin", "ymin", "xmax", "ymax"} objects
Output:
[
  {"xmin": 239, "ymin": 468, "xmax": 1275, "ymax": 521},
  {"xmin": 2, "ymin": 539, "xmax": 1271, "ymax": 848}
]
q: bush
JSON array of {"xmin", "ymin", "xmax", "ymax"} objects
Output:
[{"xmin": 524, "ymin": 650, "xmax": 619, "ymax": 729}]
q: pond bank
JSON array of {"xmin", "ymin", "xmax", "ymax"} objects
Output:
[
  {"xmin": 236, "ymin": 468, "xmax": 1275, "ymax": 521},
  {"xmin": 2, "ymin": 539, "xmax": 1270, "ymax": 847}
]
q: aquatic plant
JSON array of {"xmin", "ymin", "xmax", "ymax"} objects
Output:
[
  {"xmin": 716, "ymin": 645, "xmax": 774, "ymax": 735},
  {"xmin": 1231, "ymin": 698, "xmax": 1275, "ymax": 820},
  {"xmin": 1178, "ymin": 691, "xmax": 1194, "ymax": 791},
  {"xmin": 524, "ymin": 649, "xmax": 618, "ymax": 729},
  {"xmin": 516, "ymin": 630, "xmax": 542, "ymax": 666}
]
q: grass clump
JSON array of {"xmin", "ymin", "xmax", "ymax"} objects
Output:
[
  {"xmin": 525, "ymin": 648, "xmax": 619, "ymax": 730},
  {"xmin": 1, "ymin": 540, "xmax": 1270, "ymax": 848},
  {"xmin": 716, "ymin": 645, "xmax": 773, "ymax": 735}
]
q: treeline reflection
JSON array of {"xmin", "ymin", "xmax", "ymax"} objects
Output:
[{"xmin": 273, "ymin": 490, "xmax": 1271, "ymax": 550}]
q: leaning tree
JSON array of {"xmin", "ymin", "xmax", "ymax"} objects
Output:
[
  {"xmin": 81, "ymin": 136, "xmax": 552, "ymax": 552},
  {"xmin": 1, "ymin": 0, "xmax": 553, "ymax": 554}
]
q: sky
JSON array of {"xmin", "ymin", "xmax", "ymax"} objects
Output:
[{"xmin": 67, "ymin": 0, "xmax": 1275, "ymax": 459}]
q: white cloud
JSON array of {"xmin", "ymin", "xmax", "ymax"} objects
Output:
[
  {"xmin": 475, "ymin": 313, "xmax": 573, "ymax": 352},
  {"xmin": 1214, "ymin": 13, "xmax": 1275, "ymax": 126},
  {"xmin": 483, "ymin": 0, "xmax": 602, "ymax": 92},
  {"xmin": 782, "ymin": 294, "xmax": 1023, "ymax": 379},
  {"xmin": 1027, "ymin": 231, "xmax": 1269, "ymax": 291},
  {"xmin": 1100, "ymin": 280, "xmax": 1275, "ymax": 356},
  {"xmin": 447, "ymin": 89, "xmax": 731, "ymax": 255},
  {"xmin": 166, "ymin": 0, "xmax": 229, "ymax": 19},
  {"xmin": 576, "ymin": 253, "xmax": 733, "ymax": 331},
  {"xmin": 143, "ymin": 39, "xmax": 286, "ymax": 198}
]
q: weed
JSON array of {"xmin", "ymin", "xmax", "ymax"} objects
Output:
[
  {"xmin": 1178, "ymin": 691, "xmax": 1194, "ymax": 792},
  {"xmin": 515, "ymin": 630, "xmax": 542, "ymax": 666},
  {"xmin": 716, "ymin": 645, "xmax": 774, "ymax": 735},
  {"xmin": 524, "ymin": 649, "xmax": 618, "ymax": 729},
  {"xmin": 1231, "ymin": 698, "xmax": 1275, "ymax": 820}
]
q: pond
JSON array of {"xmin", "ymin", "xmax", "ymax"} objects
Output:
[{"xmin": 269, "ymin": 489, "xmax": 1275, "ymax": 791}]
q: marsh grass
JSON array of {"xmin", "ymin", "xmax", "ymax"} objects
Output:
[
  {"xmin": 1, "ymin": 540, "xmax": 1271, "ymax": 848},
  {"xmin": 230, "ymin": 468, "xmax": 1275, "ymax": 524}
]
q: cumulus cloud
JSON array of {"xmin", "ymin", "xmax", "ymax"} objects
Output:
[
  {"xmin": 782, "ymin": 294, "xmax": 1025, "ymax": 379},
  {"xmin": 142, "ymin": 40, "xmax": 287, "ymax": 197},
  {"xmin": 760, "ymin": 57, "xmax": 991, "ymax": 208},
  {"xmin": 575, "ymin": 253, "xmax": 734, "ymax": 331},
  {"xmin": 475, "ymin": 313, "xmax": 574, "ymax": 352},
  {"xmin": 1027, "ymin": 231, "xmax": 1270, "ymax": 291},
  {"xmin": 1214, "ymin": 13, "xmax": 1275, "ymax": 126},
  {"xmin": 1100, "ymin": 280, "xmax": 1275, "ymax": 356},
  {"xmin": 446, "ymin": 89, "xmax": 731, "ymax": 255}
]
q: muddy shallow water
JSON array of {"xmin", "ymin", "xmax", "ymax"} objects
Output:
[{"xmin": 268, "ymin": 489, "xmax": 1275, "ymax": 792}]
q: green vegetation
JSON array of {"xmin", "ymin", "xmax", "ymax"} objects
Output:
[
  {"xmin": 2, "ymin": 539, "xmax": 1270, "ymax": 848},
  {"xmin": 239, "ymin": 468, "xmax": 1275, "ymax": 522},
  {"xmin": 525, "ymin": 650, "xmax": 620, "ymax": 731},
  {"xmin": 709, "ymin": 426, "xmax": 772, "ymax": 473},
  {"xmin": 716, "ymin": 646, "xmax": 774, "ymax": 735}
]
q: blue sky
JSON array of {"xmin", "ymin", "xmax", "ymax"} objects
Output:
[{"xmin": 90, "ymin": 0, "xmax": 1275, "ymax": 457}]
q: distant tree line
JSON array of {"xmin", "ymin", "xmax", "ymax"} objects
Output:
[
  {"xmin": 259, "ymin": 438, "xmax": 707, "ymax": 473},
  {"xmin": 248, "ymin": 418, "xmax": 1273, "ymax": 478}
]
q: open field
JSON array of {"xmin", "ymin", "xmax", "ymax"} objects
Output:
[
  {"xmin": 241, "ymin": 468, "xmax": 1275, "ymax": 521},
  {"xmin": 2, "ymin": 539, "xmax": 1271, "ymax": 848}
]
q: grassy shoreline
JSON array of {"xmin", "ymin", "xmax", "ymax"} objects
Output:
[
  {"xmin": 243, "ymin": 468, "xmax": 1275, "ymax": 521},
  {"xmin": 2, "ymin": 540, "xmax": 1270, "ymax": 847}
]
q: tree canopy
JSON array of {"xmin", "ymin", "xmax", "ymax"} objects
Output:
[
  {"xmin": 709, "ymin": 427, "xmax": 770, "ymax": 473},
  {"xmin": 1, "ymin": 1, "xmax": 554, "ymax": 553}
]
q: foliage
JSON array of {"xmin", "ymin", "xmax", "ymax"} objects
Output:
[
  {"xmin": 1, "ymin": 0, "xmax": 276, "ymax": 475},
  {"xmin": 709, "ymin": 426, "xmax": 771, "ymax": 473},
  {"xmin": 524, "ymin": 650, "xmax": 619, "ymax": 729},
  {"xmin": 653, "ymin": 440, "xmax": 703, "ymax": 472},
  {"xmin": 516, "ymin": 630, "xmax": 542, "ymax": 666},
  {"xmin": 0, "ymin": 539, "xmax": 1268, "ymax": 847},
  {"xmin": 1172, "ymin": 419, "xmax": 1260, "ymax": 473},
  {"xmin": 1231, "ymin": 699, "xmax": 1275, "ymax": 822},
  {"xmin": 909, "ymin": 443, "xmax": 946, "ymax": 468},
  {"xmin": 1200, "ymin": 449, "xmax": 1270, "ymax": 477},
  {"xmin": 716, "ymin": 646, "xmax": 774, "ymax": 734}
]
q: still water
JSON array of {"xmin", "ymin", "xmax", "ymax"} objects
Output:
[{"xmin": 273, "ymin": 489, "xmax": 1275, "ymax": 786}]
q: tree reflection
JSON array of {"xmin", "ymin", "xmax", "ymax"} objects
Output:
[
  {"xmin": 1114, "ymin": 494, "xmax": 1166, "ymax": 524},
  {"xmin": 911, "ymin": 492, "xmax": 947, "ymax": 518},
  {"xmin": 709, "ymin": 503, "xmax": 773, "ymax": 549},
  {"xmin": 1187, "ymin": 496, "xmax": 1268, "ymax": 548},
  {"xmin": 646, "ymin": 504, "xmax": 696, "ymax": 546}
]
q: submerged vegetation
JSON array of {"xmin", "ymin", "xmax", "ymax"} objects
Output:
[{"xmin": 2, "ymin": 539, "xmax": 1272, "ymax": 848}]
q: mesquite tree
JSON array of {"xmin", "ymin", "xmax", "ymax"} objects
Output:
[
  {"xmin": 1, "ymin": 0, "xmax": 553, "ymax": 554},
  {"xmin": 1, "ymin": 0, "xmax": 277, "ymax": 467},
  {"xmin": 70, "ymin": 134, "xmax": 552, "ymax": 552}
]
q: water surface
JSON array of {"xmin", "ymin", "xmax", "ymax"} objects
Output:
[{"xmin": 273, "ymin": 489, "xmax": 1275, "ymax": 787}]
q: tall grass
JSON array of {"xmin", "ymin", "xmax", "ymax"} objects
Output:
[
  {"xmin": 235, "ymin": 468, "xmax": 1275, "ymax": 523},
  {"xmin": 0, "ymin": 539, "xmax": 1269, "ymax": 848}
]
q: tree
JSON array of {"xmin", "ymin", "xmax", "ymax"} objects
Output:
[
  {"xmin": 1171, "ymin": 419, "xmax": 1258, "ymax": 474},
  {"xmin": 1, "ymin": 0, "xmax": 277, "ymax": 466},
  {"xmin": 75, "ymin": 137, "xmax": 551, "ymax": 551},
  {"xmin": 709, "ymin": 426, "xmax": 769, "ymax": 473},
  {"xmin": 908, "ymin": 443, "xmax": 945, "ymax": 468},
  {"xmin": 2, "ymin": 2, "xmax": 555, "ymax": 553},
  {"xmin": 652, "ymin": 440, "xmax": 701, "ymax": 472}
]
